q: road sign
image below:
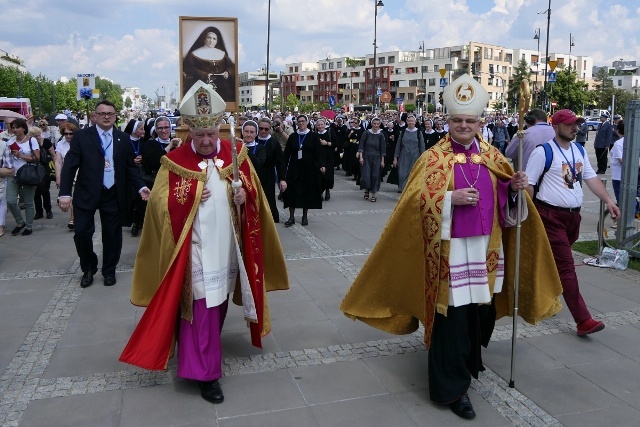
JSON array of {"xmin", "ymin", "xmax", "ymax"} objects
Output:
[
  {"xmin": 376, "ymin": 88, "xmax": 382, "ymax": 97},
  {"xmin": 395, "ymin": 97, "xmax": 404, "ymax": 104},
  {"xmin": 548, "ymin": 72, "xmax": 557, "ymax": 83},
  {"xmin": 439, "ymin": 69, "xmax": 447, "ymax": 78},
  {"xmin": 329, "ymin": 95, "xmax": 336, "ymax": 107},
  {"xmin": 548, "ymin": 60, "xmax": 559, "ymax": 71},
  {"xmin": 439, "ymin": 78, "xmax": 447, "ymax": 87}
]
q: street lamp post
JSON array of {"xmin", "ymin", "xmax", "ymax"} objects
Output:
[
  {"xmin": 541, "ymin": 1, "xmax": 551, "ymax": 111},
  {"xmin": 418, "ymin": 41, "xmax": 425, "ymax": 114},
  {"xmin": 569, "ymin": 33, "xmax": 575, "ymax": 73},
  {"xmin": 265, "ymin": 0, "xmax": 272, "ymax": 112},
  {"xmin": 373, "ymin": 0, "xmax": 384, "ymax": 112},
  {"xmin": 533, "ymin": 28, "xmax": 541, "ymax": 100}
]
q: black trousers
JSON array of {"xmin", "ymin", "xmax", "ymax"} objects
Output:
[
  {"xmin": 73, "ymin": 186, "xmax": 122, "ymax": 277},
  {"xmin": 428, "ymin": 302, "xmax": 495, "ymax": 404},
  {"xmin": 34, "ymin": 176, "xmax": 52, "ymax": 214},
  {"xmin": 595, "ymin": 147, "xmax": 608, "ymax": 173}
]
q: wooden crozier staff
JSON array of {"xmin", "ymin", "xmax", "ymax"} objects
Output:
[{"xmin": 509, "ymin": 79, "xmax": 531, "ymax": 388}]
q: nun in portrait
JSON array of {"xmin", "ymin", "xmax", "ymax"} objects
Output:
[{"xmin": 183, "ymin": 26, "xmax": 236, "ymax": 102}]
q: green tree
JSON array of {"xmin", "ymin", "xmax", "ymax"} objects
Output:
[
  {"xmin": 285, "ymin": 93, "xmax": 299, "ymax": 111},
  {"xmin": 124, "ymin": 96, "xmax": 132, "ymax": 108},
  {"xmin": 427, "ymin": 103, "xmax": 436, "ymax": 113},
  {"xmin": 548, "ymin": 67, "xmax": 590, "ymax": 112},
  {"xmin": 507, "ymin": 58, "xmax": 531, "ymax": 111},
  {"xmin": 404, "ymin": 104, "xmax": 416, "ymax": 113},
  {"xmin": 592, "ymin": 67, "xmax": 613, "ymax": 110}
]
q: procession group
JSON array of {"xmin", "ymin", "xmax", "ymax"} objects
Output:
[{"xmin": 0, "ymin": 73, "xmax": 623, "ymax": 421}]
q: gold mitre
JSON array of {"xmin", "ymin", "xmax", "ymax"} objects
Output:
[
  {"xmin": 179, "ymin": 80, "xmax": 226, "ymax": 129},
  {"xmin": 443, "ymin": 73, "xmax": 489, "ymax": 117}
]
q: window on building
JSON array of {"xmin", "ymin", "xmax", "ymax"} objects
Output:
[
  {"xmin": 388, "ymin": 56, "xmax": 395, "ymax": 64},
  {"xmin": 408, "ymin": 93, "xmax": 414, "ymax": 100},
  {"xmin": 445, "ymin": 64, "xmax": 452, "ymax": 71},
  {"xmin": 434, "ymin": 65, "xmax": 439, "ymax": 72},
  {"xmin": 618, "ymin": 79, "xmax": 622, "ymax": 87},
  {"xmin": 422, "ymin": 65, "xmax": 428, "ymax": 73},
  {"xmin": 428, "ymin": 78, "xmax": 436, "ymax": 86},
  {"xmin": 289, "ymin": 67, "xmax": 293, "ymax": 73},
  {"xmin": 502, "ymin": 66, "xmax": 507, "ymax": 74},
  {"xmin": 337, "ymin": 61, "xmax": 342, "ymax": 68},
  {"xmin": 329, "ymin": 62, "xmax": 334, "ymax": 69},
  {"xmin": 505, "ymin": 53, "xmax": 512, "ymax": 62},
  {"xmin": 295, "ymin": 66, "xmax": 299, "ymax": 72},
  {"xmin": 378, "ymin": 56, "xmax": 385, "ymax": 64},
  {"xmin": 353, "ymin": 83, "xmax": 360, "ymax": 89},
  {"xmin": 321, "ymin": 63, "xmax": 327, "ymax": 70}
]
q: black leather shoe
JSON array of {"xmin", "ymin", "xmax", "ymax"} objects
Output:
[
  {"xmin": 34, "ymin": 213, "xmax": 43, "ymax": 220},
  {"xmin": 284, "ymin": 218, "xmax": 295, "ymax": 227},
  {"xmin": 46, "ymin": 211, "xmax": 53, "ymax": 219},
  {"xmin": 80, "ymin": 269, "xmax": 98, "ymax": 288},
  {"xmin": 104, "ymin": 276, "xmax": 117, "ymax": 286},
  {"xmin": 449, "ymin": 393, "xmax": 476, "ymax": 420},
  {"xmin": 301, "ymin": 217, "xmax": 308, "ymax": 226},
  {"xmin": 325, "ymin": 190, "xmax": 330, "ymax": 201},
  {"xmin": 130, "ymin": 224, "xmax": 139, "ymax": 237},
  {"xmin": 199, "ymin": 380, "xmax": 224, "ymax": 404}
]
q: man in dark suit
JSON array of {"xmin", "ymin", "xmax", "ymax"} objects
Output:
[
  {"xmin": 593, "ymin": 113, "xmax": 613, "ymax": 174},
  {"xmin": 58, "ymin": 100, "xmax": 150, "ymax": 288}
]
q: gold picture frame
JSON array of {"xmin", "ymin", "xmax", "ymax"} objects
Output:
[{"xmin": 179, "ymin": 16, "xmax": 238, "ymax": 112}]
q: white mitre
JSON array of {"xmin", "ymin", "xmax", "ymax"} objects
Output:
[
  {"xmin": 443, "ymin": 73, "xmax": 490, "ymax": 116},
  {"xmin": 179, "ymin": 80, "xmax": 226, "ymax": 129}
]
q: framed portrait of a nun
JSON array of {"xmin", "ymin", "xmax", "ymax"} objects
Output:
[{"xmin": 180, "ymin": 17, "xmax": 238, "ymax": 111}]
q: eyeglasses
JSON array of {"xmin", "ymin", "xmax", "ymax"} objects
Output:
[
  {"xmin": 64, "ymin": 132, "xmax": 74, "ymax": 136},
  {"xmin": 95, "ymin": 112, "xmax": 116, "ymax": 118},
  {"xmin": 258, "ymin": 127, "xmax": 271, "ymax": 131},
  {"xmin": 156, "ymin": 126, "xmax": 170, "ymax": 130},
  {"xmin": 450, "ymin": 117, "xmax": 479, "ymax": 125},
  {"xmin": 39, "ymin": 124, "xmax": 47, "ymax": 127}
]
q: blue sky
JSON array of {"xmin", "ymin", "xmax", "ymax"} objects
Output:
[{"xmin": 1, "ymin": 0, "xmax": 638, "ymax": 101}]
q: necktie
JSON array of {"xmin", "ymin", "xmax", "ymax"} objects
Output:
[{"xmin": 102, "ymin": 131, "xmax": 114, "ymax": 189}]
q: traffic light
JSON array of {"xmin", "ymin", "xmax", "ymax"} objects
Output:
[
  {"xmin": 471, "ymin": 62, "xmax": 477, "ymax": 75},
  {"xmin": 439, "ymin": 92, "xmax": 443, "ymax": 104}
]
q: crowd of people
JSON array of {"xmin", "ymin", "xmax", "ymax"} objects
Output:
[{"xmin": 0, "ymin": 72, "xmax": 636, "ymax": 421}]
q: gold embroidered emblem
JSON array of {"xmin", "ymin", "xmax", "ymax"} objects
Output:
[
  {"xmin": 174, "ymin": 177, "xmax": 192, "ymax": 205},
  {"xmin": 470, "ymin": 154, "xmax": 482, "ymax": 164},
  {"xmin": 454, "ymin": 153, "xmax": 466, "ymax": 164}
]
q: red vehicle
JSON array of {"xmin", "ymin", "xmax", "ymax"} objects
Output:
[{"xmin": 0, "ymin": 97, "xmax": 32, "ymax": 115}]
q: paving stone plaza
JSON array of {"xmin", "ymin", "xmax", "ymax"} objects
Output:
[{"xmin": 1, "ymin": 147, "xmax": 640, "ymax": 426}]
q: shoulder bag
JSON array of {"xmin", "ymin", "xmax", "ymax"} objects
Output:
[{"xmin": 16, "ymin": 138, "xmax": 47, "ymax": 186}]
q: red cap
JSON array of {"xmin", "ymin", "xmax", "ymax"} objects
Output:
[{"xmin": 552, "ymin": 109, "xmax": 578, "ymax": 125}]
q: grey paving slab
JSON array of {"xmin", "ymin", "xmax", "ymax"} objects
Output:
[
  {"xmin": 57, "ymin": 318, "xmax": 135, "ymax": 348},
  {"xmin": 332, "ymin": 317, "xmax": 400, "ymax": 343},
  {"xmin": 309, "ymin": 394, "xmax": 418, "ymax": 427},
  {"xmin": 214, "ymin": 370, "xmax": 306, "ymax": 418},
  {"xmin": 271, "ymin": 319, "xmax": 349, "ymax": 352},
  {"xmin": 43, "ymin": 341, "xmax": 131, "ymax": 379},
  {"xmin": 394, "ymin": 388, "xmax": 512, "ymax": 427},
  {"xmin": 523, "ymin": 331, "xmax": 628, "ymax": 367},
  {"xmin": 572, "ymin": 356, "xmax": 640, "ymax": 409},
  {"xmin": 290, "ymin": 360, "xmax": 387, "ymax": 404},
  {"xmin": 21, "ymin": 390, "xmax": 123, "ymax": 427},
  {"xmin": 515, "ymin": 367, "xmax": 620, "ymax": 416},
  {"xmin": 268, "ymin": 299, "xmax": 329, "ymax": 326},
  {"xmin": 482, "ymin": 338, "xmax": 565, "ymax": 380},
  {"xmin": 361, "ymin": 351, "xmax": 429, "ymax": 393},
  {"xmin": 219, "ymin": 406, "xmax": 319, "ymax": 427},
  {"xmin": 555, "ymin": 403, "xmax": 640, "ymax": 427},
  {"xmin": 120, "ymin": 381, "xmax": 215, "ymax": 427}
]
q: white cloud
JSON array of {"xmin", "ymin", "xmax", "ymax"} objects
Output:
[{"xmin": 0, "ymin": 0, "xmax": 637, "ymax": 100}]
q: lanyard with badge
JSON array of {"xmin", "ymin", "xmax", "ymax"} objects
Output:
[
  {"xmin": 102, "ymin": 135, "xmax": 113, "ymax": 169},
  {"xmin": 552, "ymin": 138, "xmax": 577, "ymax": 181},
  {"xmin": 297, "ymin": 133, "xmax": 307, "ymax": 159}
]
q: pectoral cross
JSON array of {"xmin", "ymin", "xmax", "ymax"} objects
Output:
[{"xmin": 173, "ymin": 177, "xmax": 192, "ymax": 205}]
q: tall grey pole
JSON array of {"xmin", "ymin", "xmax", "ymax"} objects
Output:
[
  {"xmin": 543, "ymin": 0, "xmax": 551, "ymax": 110},
  {"xmin": 265, "ymin": 0, "xmax": 271, "ymax": 112}
]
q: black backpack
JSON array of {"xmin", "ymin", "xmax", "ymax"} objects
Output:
[{"xmin": 39, "ymin": 138, "xmax": 55, "ymax": 178}]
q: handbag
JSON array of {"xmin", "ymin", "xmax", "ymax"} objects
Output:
[{"xmin": 16, "ymin": 138, "xmax": 47, "ymax": 186}]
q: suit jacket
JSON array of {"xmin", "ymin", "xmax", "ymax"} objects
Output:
[
  {"xmin": 594, "ymin": 121, "xmax": 613, "ymax": 149},
  {"xmin": 59, "ymin": 125, "xmax": 145, "ymax": 225}
]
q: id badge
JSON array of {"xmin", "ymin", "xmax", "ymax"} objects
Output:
[{"xmin": 297, "ymin": 149, "xmax": 303, "ymax": 160}]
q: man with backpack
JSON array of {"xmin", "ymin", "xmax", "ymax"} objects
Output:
[
  {"xmin": 505, "ymin": 108, "xmax": 554, "ymax": 170},
  {"xmin": 525, "ymin": 109, "xmax": 620, "ymax": 337}
]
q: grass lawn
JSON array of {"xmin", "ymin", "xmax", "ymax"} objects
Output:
[{"xmin": 572, "ymin": 240, "xmax": 640, "ymax": 272}]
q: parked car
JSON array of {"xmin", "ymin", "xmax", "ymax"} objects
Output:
[
  {"xmin": 584, "ymin": 117, "xmax": 600, "ymax": 131},
  {"xmin": 168, "ymin": 116, "xmax": 180, "ymax": 138}
]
